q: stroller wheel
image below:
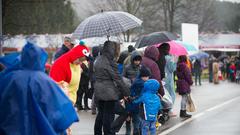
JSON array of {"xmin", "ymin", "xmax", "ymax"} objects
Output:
[{"xmin": 158, "ymin": 111, "xmax": 170, "ymax": 125}]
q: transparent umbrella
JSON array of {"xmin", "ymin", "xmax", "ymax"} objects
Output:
[{"xmin": 73, "ymin": 11, "xmax": 142, "ymax": 40}]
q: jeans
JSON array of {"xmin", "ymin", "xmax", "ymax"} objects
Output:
[
  {"xmin": 194, "ymin": 72, "xmax": 201, "ymax": 85},
  {"xmin": 132, "ymin": 112, "xmax": 141, "ymax": 135},
  {"xmin": 126, "ymin": 112, "xmax": 141, "ymax": 135},
  {"xmin": 76, "ymin": 87, "xmax": 88, "ymax": 108},
  {"xmin": 94, "ymin": 100, "xmax": 116, "ymax": 135},
  {"xmin": 181, "ymin": 94, "xmax": 188, "ymax": 110},
  {"xmin": 141, "ymin": 120, "xmax": 156, "ymax": 135},
  {"xmin": 209, "ymin": 71, "xmax": 213, "ymax": 82}
]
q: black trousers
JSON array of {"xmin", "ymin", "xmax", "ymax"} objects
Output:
[
  {"xmin": 76, "ymin": 86, "xmax": 88, "ymax": 108},
  {"xmin": 94, "ymin": 100, "xmax": 116, "ymax": 135},
  {"xmin": 111, "ymin": 101, "xmax": 128, "ymax": 133}
]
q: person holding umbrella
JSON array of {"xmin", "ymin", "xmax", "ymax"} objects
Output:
[
  {"xmin": 94, "ymin": 41, "xmax": 130, "ymax": 135},
  {"xmin": 157, "ymin": 42, "xmax": 170, "ymax": 80},
  {"xmin": 193, "ymin": 59, "xmax": 202, "ymax": 86}
]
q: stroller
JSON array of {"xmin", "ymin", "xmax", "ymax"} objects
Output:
[{"xmin": 157, "ymin": 83, "xmax": 173, "ymax": 125}]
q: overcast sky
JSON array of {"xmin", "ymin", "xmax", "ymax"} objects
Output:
[
  {"xmin": 219, "ymin": 0, "xmax": 240, "ymax": 2},
  {"xmin": 71, "ymin": 0, "xmax": 240, "ymax": 21}
]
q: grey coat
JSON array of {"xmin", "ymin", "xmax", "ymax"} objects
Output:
[
  {"xmin": 123, "ymin": 50, "xmax": 142, "ymax": 82},
  {"xmin": 94, "ymin": 42, "xmax": 130, "ymax": 101}
]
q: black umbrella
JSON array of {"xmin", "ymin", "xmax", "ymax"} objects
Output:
[{"xmin": 135, "ymin": 31, "xmax": 177, "ymax": 48}]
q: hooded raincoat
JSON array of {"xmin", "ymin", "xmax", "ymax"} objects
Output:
[
  {"xmin": 94, "ymin": 42, "xmax": 130, "ymax": 101},
  {"xmin": 141, "ymin": 46, "xmax": 165, "ymax": 96},
  {"xmin": 123, "ymin": 50, "xmax": 142, "ymax": 82},
  {"xmin": 163, "ymin": 55, "xmax": 176, "ymax": 103},
  {"xmin": 0, "ymin": 42, "xmax": 78, "ymax": 135}
]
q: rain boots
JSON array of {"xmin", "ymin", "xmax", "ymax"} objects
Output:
[{"xmin": 180, "ymin": 110, "xmax": 192, "ymax": 118}]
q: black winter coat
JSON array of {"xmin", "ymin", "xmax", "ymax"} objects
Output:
[{"xmin": 94, "ymin": 43, "xmax": 130, "ymax": 101}]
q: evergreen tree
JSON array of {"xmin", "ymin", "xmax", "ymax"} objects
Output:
[{"xmin": 3, "ymin": 0, "xmax": 78, "ymax": 35}]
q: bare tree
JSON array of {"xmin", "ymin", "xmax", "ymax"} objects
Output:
[
  {"xmin": 160, "ymin": 0, "xmax": 182, "ymax": 32},
  {"xmin": 88, "ymin": 0, "xmax": 146, "ymax": 42},
  {"xmin": 84, "ymin": 0, "xmax": 221, "ymax": 39},
  {"xmin": 175, "ymin": 0, "xmax": 218, "ymax": 33}
]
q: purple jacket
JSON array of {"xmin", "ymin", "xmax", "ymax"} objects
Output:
[
  {"xmin": 176, "ymin": 62, "xmax": 193, "ymax": 95},
  {"xmin": 141, "ymin": 46, "xmax": 164, "ymax": 96}
]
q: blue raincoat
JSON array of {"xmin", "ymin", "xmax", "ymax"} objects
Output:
[
  {"xmin": 0, "ymin": 52, "xmax": 20, "ymax": 69},
  {"xmin": 0, "ymin": 42, "xmax": 78, "ymax": 135},
  {"xmin": 133, "ymin": 79, "xmax": 161, "ymax": 121}
]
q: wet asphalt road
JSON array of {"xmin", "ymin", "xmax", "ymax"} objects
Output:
[{"xmin": 71, "ymin": 80, "xmax": 240, "ymax": 135}]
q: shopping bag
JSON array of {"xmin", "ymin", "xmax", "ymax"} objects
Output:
[{"xmin": 186, "ymin": 94, "xmax": 196, "ymax": 112}]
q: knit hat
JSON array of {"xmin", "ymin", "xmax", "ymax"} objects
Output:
[
  {"xmin": 128, "ymin": 45, "xmax": 135, "ymax": 53},
  {"xmin": 64, "ymin": 37, "xmax": 76, "ymax": 45},
  {"xmin": 139, "ymin": 66, "xmax": 151, "ymax": 77}
]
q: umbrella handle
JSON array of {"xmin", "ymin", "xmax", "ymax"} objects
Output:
[{"xmin": 107, "ymin": 28, "xmax": 111, "ymax": 41}]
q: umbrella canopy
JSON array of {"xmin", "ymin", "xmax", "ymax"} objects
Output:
[
  {"xmin": 189, "ymin": 51, "xmax": 209, "ymax": 60},
  {"xmin": 135, "ymin": 31, "xmax": 177, "ymax": 48},
  {"xmin": 72, "ymin": 11, "xmax": 142, "ymax": 39},
  {"xmin": 175, "ymin": 40, "xmax": 197, "ymax": 51},
  {"xmin": 81, "ymin": 36, "xmax": 121, "ymax": 47},
  {"xmin": 155, "ymin": 41, "xmax": 188, "ymax": 56}
]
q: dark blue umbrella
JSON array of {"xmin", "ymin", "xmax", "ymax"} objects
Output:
[
  {"xmin": 134, "ymin": 31, "xmax": 177, "ymax": 48},
  {"xmin": 189, "ymin": 52, "xmax": 209, "ymax": 60}
]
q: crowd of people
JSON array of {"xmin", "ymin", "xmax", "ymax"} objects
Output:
[
  {"xmin": 0, "ymin": 36, "xmax": 239, "ymax": 135},
  {"xmin": 208, "ymin": 55, "xmax": 240, "ymax": 84}
]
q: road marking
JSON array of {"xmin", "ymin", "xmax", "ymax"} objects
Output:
[
  {"xmin": 159, "ymin": 96, "xmax": 240, "ymax": 135},
  {"xmin": 205, "ymin": 97, "xmax": 239, "ymax": 112}
]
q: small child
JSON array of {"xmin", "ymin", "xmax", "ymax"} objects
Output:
[
  {"xmin": 133, "ymin": 79, "xmax": 162, "ymax": 135},
  {"xmin": 126, "ymin": 66, "xmax": 151, "ymax": 135}
]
